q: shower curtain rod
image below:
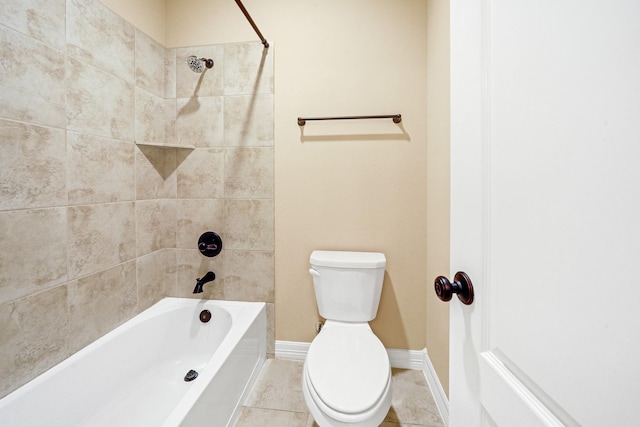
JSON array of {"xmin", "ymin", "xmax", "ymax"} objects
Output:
[{"xmin": 234, "ymin": 0, "xmax": 269, "ymax": 48}]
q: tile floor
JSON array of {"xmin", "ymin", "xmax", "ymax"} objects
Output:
[{"xmin": 233, "ymin": 359, "xmax": 445, "ymax": 427}]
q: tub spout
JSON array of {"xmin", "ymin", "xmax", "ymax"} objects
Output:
[{"xmin": 193, "ymin": 271, "xmax": 216, "ymax": 294}]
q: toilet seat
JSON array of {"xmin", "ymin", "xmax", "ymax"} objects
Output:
[
  {"xmin": 303, "ymin": 363, "xmax": 391, "ymax": 425},
  {"xmin": 306, "ymin": 323, "xmax": 390, "ymax": 416}
]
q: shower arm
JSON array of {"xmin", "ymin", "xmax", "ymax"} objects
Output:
[{"xmin": 234, "ymin": 0, "xmax": 269, "ymax": 48}]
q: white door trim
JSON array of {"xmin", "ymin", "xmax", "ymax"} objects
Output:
[{"xmin": 479, "ymin": 352, "xmax": 563, "ymax": 427}]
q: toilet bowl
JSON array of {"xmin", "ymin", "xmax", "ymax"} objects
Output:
[
  {"xmin": 302, "ymin": 321, "xmax": 392, "ymax": 427},
  {"xmin": 303, "ymin": 251, "xmax": 392, "ymax": 427}
]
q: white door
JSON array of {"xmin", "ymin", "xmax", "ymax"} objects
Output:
[{"xmin": 448, "ymin": 1, "xmax": 640, "ymax": 426}]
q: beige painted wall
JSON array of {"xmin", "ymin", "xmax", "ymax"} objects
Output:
[
  {"xmin": 281, "ymin": 2, "xmax": 429, "ymax": 351},
  {"xmin": 102, "ymin": 0, "xmax": 450, "ymax": 383}
]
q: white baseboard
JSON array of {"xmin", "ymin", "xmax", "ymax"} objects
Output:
[
  {"xmin": 386, "ymin": 348, "xmax": 425, "ymax": 370},
  {"xmin": 421, "ymin": 348, "xmax": 449, "ymax": 426},
  {"xmin": 275, "ymin": 340, "xmax": 308, "ymax": 360},
  {"xmin": 275, "ymin": 340, "xmax": 425, "ymax": 368},
  {"xmin": 275, "ymin": 341, "xmax": 449, "ymax": 425}
]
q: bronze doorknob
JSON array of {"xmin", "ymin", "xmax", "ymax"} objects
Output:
[{"xmin": 434, "ymin": 272, "xmax": 474, "ymax": 305}]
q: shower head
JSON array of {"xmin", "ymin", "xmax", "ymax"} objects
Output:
[{"xmin": 186, "ymin": 55, "xmax": 214, "ymax": 73}]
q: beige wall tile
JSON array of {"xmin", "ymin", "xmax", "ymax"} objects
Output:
[
  {"xmin": 67, "ymin": 261, "xmax": 137, "ymax": 352},
  {"xmin": 0, "ymin": 285, "xmax": 69, "ymax": 398},
  {"xmin": 135, "ymin": 88, "xmax": 165, "ymax": 145},
  {"xmin": 176, "ymin": 148, "xmax": 225, "ymax": 199},
  {"xmin": 266, "ymin": 302, "xmax": 275, "ymax": 357},
  {"xmin": 225, "ymin": 147, "xmax": 274, "ymax": 199},
  {"xmin": 175, "ymin": 249, "xmax": 224, "ymax": 299},
  {"xmin": 225, "ymin": 199, "xmax": 274, "ymax": 250},
  {"xmin": 135, "ymin": 29, "xmax": 165, "ymax": 97},
  {"xmin": 176, "ymin": 96, "xmax": 224, "ymax": 147},
  {"xmin": 0, "ymin": 208, "xmax": 67, "ymax": 305},
  {"xmin": 0, "ymin": 0, "xmax": 66, "ymax": 50},
  {"xmin": 0, "ymin": 25, "xmax": 65, "ymax": 128},
  {"xmin": 0, "ymin": 119, "xmax": 66, "ymax": 211},
  {"xmin": 164, "ymin": 98, "xmax": 177, "ymax": 144},
  {"xmin": 136, "ymin": 199, "xmax": 176, "ymax": 257},
  {"xmin": 66, "ymin": 57, "xmax": 135, "ymax": 141},
  {"xmin": 224, "ymin": 94, "xmax": 274, "ymax": 147},
  {"xmin": 68, "ymin": 202, "xmax": 136, "ymax": 279},
  {"xmin": 67, "ymin": 132, "xmax": 135, "ymax": 204},
  {"xmin": 136, "ymin": 249, "xmax": 176, "ymax": 311},
  {"xmin": 224, "ymin": 42, "xmax": 273, "ymax": 96},
  {"xmin": 100, "ymin": 0, "xmax": 165, "ymax": 46},
  {"xmin": 176, "ymin": 45, "xmax": 224, "ymax": 98},
  {"xmin": 176, "ymin": 198, "xmax": 224, "ymax": 249},
  {"xmin": 162, "ymin": 248, "xmax": 178, "ymax": 297},
  {"xmin": 135, "ymin": 145, "xmax": 177, "ymax": 199},
  {"xmin": 165, "ymin": 48, "xmax": 176, "ymax": 99},
  {"xmin": 66, "ymin": 0, "xmax": 134, "ymax": 82},
  {"xmin": 224, "ymin": 250, "xmax": 274, "ymax": 302},
  {"xmin": 0, "ymin": 19, "xmax": 277, "ymax": 398}
]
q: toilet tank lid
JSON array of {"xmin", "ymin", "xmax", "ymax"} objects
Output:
[{"xmin": 310, "ymin": 251, "xmax": 386, "ymax": 268}]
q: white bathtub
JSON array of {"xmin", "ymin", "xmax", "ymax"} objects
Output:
[{"xmin": 0, "ymin": 298, "xmax": 266, "ymax": 427}]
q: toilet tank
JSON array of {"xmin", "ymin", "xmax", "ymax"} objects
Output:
[{"xmin": 309, "ymin": 251, "xmax": 386, "ymax": 322}]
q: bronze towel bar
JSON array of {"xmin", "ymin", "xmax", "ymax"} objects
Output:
[{"xmin": 297, "ymin": 115, "xmax": 402, "ymax": 126}]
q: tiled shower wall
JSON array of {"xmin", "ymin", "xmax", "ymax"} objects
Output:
[{"xmin": 0, "ymin": 0, "xmax": 274, "ymax": 398}]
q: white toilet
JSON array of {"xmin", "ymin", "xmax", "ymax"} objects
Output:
[{"xmin": 303, "ymin": 250, "xmax": 392, "ymax": 427}]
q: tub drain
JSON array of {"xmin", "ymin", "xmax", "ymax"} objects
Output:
[
  {"xmin": 184, "ymin": 369, "xmax": 198, "ymax": 382},
  {"xmin": 199, "ymin": 309, "xmax": 212, "ymax": 323}
]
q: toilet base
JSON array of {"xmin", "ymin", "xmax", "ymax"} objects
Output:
[{"xmin": 302, "ymin": 360, "xmax": 392, "ymax": 427}]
